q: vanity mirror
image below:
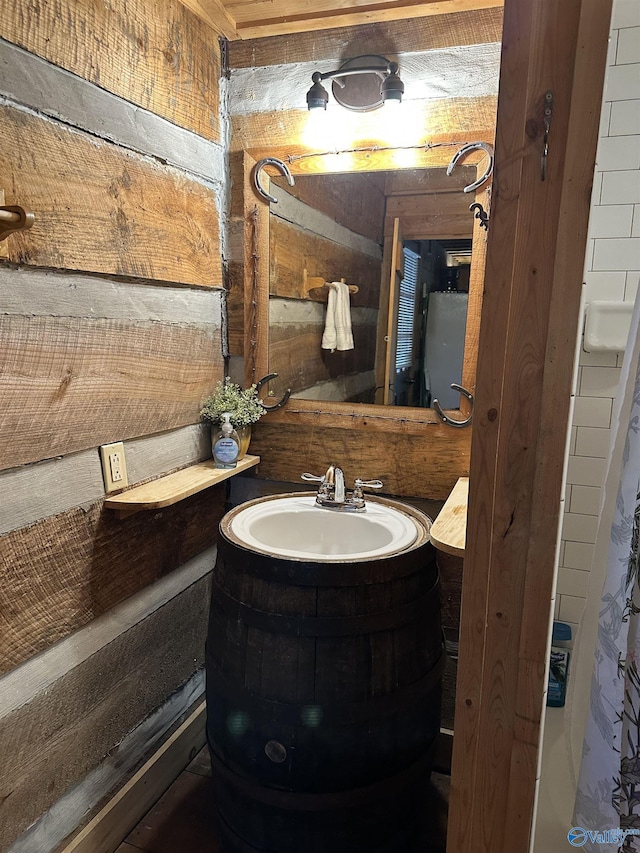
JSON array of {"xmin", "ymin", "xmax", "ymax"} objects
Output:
[{"xmin": 243, "ymin": 145, "xmax": 491, "ymax": 433}]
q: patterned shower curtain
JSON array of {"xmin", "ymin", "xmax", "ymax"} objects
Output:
[{"xmin": 574, "ymin": 304, "xmax": 640, "ymax": 852}]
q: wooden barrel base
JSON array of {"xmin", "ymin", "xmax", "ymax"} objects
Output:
[
  {"xmin": 206, "ymin": 496, "xmax": 442, "ymax": 853},
  {"xmin": 209, "ymin": 744, "xmax": 432, "ymax": 853}
]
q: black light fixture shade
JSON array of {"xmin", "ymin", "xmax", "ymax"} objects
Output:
[
  {"xmin": 306, "ymin": 72, "xmax": 329, "ymax": 110},
  {"xmin": 305, "ymin": 56, "xmax": 403, "ymax": 112},
  {"xmin": 381, "ymin": 61, "xmax": 404, "ymax": 104}
]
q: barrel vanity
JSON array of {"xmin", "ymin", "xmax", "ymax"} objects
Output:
[{"xmin": 205, "ymin": 475, "xmax": 449, "ymax": 853}]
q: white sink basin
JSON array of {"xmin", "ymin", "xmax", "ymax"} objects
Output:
[{"xmin": 224, "ymin": 493, "xmax": 428, "ymax": 562}]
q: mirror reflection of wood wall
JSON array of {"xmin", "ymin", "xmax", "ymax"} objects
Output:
[{"xmin": 268, "ymin": 166, "xmax": 475, "ymax": 406}]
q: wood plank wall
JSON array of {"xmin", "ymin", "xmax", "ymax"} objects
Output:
[{"xmin": 0, "ymin": 4, "xmax": 227, "ymax": 849}]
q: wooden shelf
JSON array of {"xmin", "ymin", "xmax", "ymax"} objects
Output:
[
  {"xmin": 429, "ymin": 477, "xmax": 468, "ymax": 557},
  {"xmin": 104, "ymin": 454, "xmax": 260, "ymax": 517}
]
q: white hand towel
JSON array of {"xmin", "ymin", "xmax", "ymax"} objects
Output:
[{"xmin": 321, "ymin": 282, "xmax": 354, "ymax": 352}]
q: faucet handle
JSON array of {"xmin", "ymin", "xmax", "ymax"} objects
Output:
[
  {"xmin": 351, "ymin": 478, "xmax": 383, "ymax": 509},
  {"xmin": 301, "ymin": 472, "xmax": 324, "ymax": 483},
  {"xmin": 354, "ymin": 479, "xmax": 383, "ymax": 491}
]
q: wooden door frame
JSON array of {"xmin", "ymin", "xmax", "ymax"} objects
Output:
[
  {"xmin": 383, "ymin": 218, "xmax": 403, "ymax": 405},
  {"xmin": 447, "ymin": 1, "xmax": 613, "ymax": 851}
]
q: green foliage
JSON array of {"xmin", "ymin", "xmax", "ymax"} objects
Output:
[{"xmin": 200, "ymin": 377, "xmax": 266, "ymax": 428}]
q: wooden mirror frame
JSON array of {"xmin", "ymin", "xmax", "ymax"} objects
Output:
[{"xmin": 242, "ymin": 145, "xmax": 492, "ymax": 435}]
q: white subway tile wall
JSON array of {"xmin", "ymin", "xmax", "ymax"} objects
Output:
[{"xmin": 557, "ymin": 11, "xmax": 640, "ymax": 634}]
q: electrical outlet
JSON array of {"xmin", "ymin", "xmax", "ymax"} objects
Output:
[{"xmin": 100, "ymin": 442, "xmax": 128, "ymax": 493}]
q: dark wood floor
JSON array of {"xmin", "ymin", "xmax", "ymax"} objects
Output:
[{"xmin": 116, "ymin": 747, "xmax": 449, "ymax": 853}]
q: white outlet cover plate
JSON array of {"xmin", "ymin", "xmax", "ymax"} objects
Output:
[{"xmin": 100, "ymin": 442, "xmax": 128, "ymax": 493}]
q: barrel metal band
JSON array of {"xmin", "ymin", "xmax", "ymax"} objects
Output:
[
  {"xmin": 208, "ymin": 738, "xmax": 436, "ymax": 811},
  {"xmin": 209, "ymin": 575, "xmax": 440, "ymax": 638},
  {"xmin": 218, "ymin": 538, "xmax": 438, "ymax": 587},
  {"xmin": 206, "ymin": 642, "xmax": 446, "ymax": 727}
]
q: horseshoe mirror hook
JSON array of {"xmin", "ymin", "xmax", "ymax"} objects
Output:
[
  {"xmin": 433, "ymin": 383, "xmax": 474, "ymax": 428},
  {"xmin": 255, "ymin": 372, "xmax": 291, "ymax": 411},
  {"xmin": 446, "ymin": 141, "xmax": 494, "ymax": 193},
  {"xmin": 252, "ymin": 158, "xmax": 295, "ymax": 204}
]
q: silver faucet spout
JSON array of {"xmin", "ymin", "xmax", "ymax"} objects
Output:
[{"xmin": 323, "ymin": 464, "xmax": 345, "ymax": 503}]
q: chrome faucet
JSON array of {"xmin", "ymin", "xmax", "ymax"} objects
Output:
[
  {"xmin": 301, "ymin": 466, "xmax": 383, "ymax": 511},
  {"xmin": 325, "ymin": 464, "xmax": 345, "ymax": 503}
]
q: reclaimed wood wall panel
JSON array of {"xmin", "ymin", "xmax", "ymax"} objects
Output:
[
  {"xmin": 226, "ymin": 153, "xmax": 249, "ymax": 357},
  {"xmin": 250, "ymin": 421, "xmax": 470, "ymax": 500},
  {"xmin": 0, "ymin": 39, "xmax": 226, "ymax": 187},
  {"xmin": 270, "ymin": 320, "xmax": 377, "ymax": 398},
  {"xmin": 0, "ymin": 106, "xmax": 222, "ymax": 286},
  {"xmin": 272, "ymin": 174, "xmax": 385, "ymax": 242},
  {"xmin": 270, "ymin": 219, "xmax": 381, "ymax": 306},
  {"xmin": 384, "ymin": 166, "xmax": 476, "ymax": 196},
  {"xmin": 0, "ymin": 573, "xmax": 211, "ymax": 849},
  {"xmin": 0, "ymin": 423, "xmax": 210, "ymax": 536},
  {"xmin": 230, "ymin": 97, "xmax": 498, "ymax": 161},
  {"xmin": 0, "ymin": 315, "xmax": 222, "ymax": 470},
  {"xmin": 384, "ymin": 192, "xmax": 474, "ymax": 239},
  {"xmin": 0, "ymin": 489, "xmax": 224, "ymax": 677},
  {"xmin": 228, "ymin": 8, "xmax": 503, "ymax": 67},
  {"xmin": 0, "ymin": 3, "xmax": 227, "ymax": 847},
  {"xmin": 0, "ymin": 0, "xmax": 221, "ymax": 142}
]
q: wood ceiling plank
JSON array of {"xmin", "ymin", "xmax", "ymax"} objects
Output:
[
  {"xmin": 225, "ymin": 0, "xmax": 503, "ymax": 39},
  {"xmin": 228, "ymin": 7, "xmax": 504, "ymax": 68},
  {"xmin": 179, "ymin": 0, "xmax": 239, "ymax": 38}
]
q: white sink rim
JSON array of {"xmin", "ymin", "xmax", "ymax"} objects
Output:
[{"xmin": 223, "ymin": 493, "xmax": 430, "ymax": 562}]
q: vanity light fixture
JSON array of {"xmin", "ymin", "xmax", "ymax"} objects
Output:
[{"xmin": 306, "ymin": 55, "xmax": 404, "ymax": 112}]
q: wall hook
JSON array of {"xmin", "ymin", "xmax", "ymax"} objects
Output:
[
  {"xmin": 433, "ymin": 383, "xmax": 474, "ymax": 428},
  {"xmin": 255, "ymin": 372, "xmax": 291, "ymax": 411},
  {"xmin": 446, "ymin": 142, "xmax": 494, "ymax": 193},
  {"xmin": 0, "ymin": 205, "xmax": 34, "ymax": 241},
  {"xmin": 252, "ymin": 158, "xmax": 295, "ymax": 204},
  {"xmin": 469, "ymin": 202, "xmax": 489, "ymax": 230}
]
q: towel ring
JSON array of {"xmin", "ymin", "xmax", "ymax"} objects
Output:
[
  {"xmin": 255, "ymin": 372, "xmax": 291, "ymax": 411},
  {"xmin": 433, "ymin": 384, "xmax": 474, "ymax": 428},
  {"xmin": 252, "ymin": 158, "xmax": 295, "ymax": 204},
  {"xmin": 446, "ymin": 142, "xmax": 494, "ymax": 193}
]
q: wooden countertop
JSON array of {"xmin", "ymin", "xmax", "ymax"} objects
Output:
[{"xmin": 429, "ymin": 477, "xmax": 468, "ymax": 557}]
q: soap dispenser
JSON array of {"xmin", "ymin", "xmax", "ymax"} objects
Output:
[{"xmin": 213, "ymin": 412, "xmax": 240, "ymax": 469}]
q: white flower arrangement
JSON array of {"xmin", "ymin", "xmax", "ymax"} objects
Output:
[{"xmin": 200, "ymin": 377, "xmax": 266, "ymax": 428}]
